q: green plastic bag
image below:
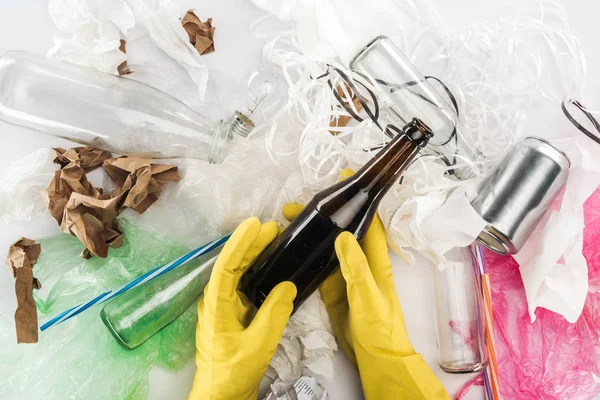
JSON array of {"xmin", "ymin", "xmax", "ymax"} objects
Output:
[{"xmin": 0, "ymin": 219, "xmax": 198, "ymax": 399}]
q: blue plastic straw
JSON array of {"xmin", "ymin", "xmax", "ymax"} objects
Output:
[{"xmin": 40, "ymin": 234, "xmax": 230, "ymax": 331}]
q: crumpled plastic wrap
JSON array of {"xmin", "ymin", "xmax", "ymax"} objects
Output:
[
  {"xmin": 251, "ymin": 0, "xmax": 416, "ymax": 63},
  {"xmin": 0, "ymin": 149, "xmax": 55, "ymax": 223},
  {"xmin": 48, "ymin": 0, "xmax": 134, "ymax": 74},
  {"xmin": 484, "ymin": 186, "xmax": 600, "ymax": 399},
  {"xmin": 0, "ymin": 220, "xmax": 197, "ymax": 399},
  {"xmin": 121, "ymin": 138, "xmax": 292, "ymax": 249},
  {"xmin": 125, "ymin": 0, "xmax": 209, "ymax": 97},
  {"xmin": 48, "ymin": 0, "xmax": 209, "ymax": 97}
]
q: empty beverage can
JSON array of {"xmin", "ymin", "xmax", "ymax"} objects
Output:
[{"xmin": 470, "ymin": 137, "xmax": 570, "ymax": 254}]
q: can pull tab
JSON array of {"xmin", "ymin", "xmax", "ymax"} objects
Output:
[{"xmin": 562, "ymin": 98, "xmax": 600, "ymax": 146}]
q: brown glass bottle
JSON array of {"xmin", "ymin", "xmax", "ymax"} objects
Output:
[{"xmin": 241, "ymin": 118, "xmax": 432, "ymax": 310}]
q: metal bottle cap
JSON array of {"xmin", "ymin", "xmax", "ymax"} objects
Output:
[
  {"xmin": 471, "ymin": 137, "xmax": 570, "ymax": 254},
  {"xmin": 208, "ymin": 111, "xmax": 256, "ymax": 164},
  {"xmin": 230, "ymin": 111, "xmax": 255, "ymax": 138}
]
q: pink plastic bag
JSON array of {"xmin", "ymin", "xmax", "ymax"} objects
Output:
[{"xmin": 485, "ymin": 188, "xmax": 600, "ymax": 399}]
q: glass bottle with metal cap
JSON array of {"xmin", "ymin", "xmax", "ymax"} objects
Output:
[{"xmin": 0, "ymin": 51, "xmax": 281, "ymax": 163}]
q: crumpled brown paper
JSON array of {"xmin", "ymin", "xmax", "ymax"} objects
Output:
[
  {"xmin": 181, "ymin": 10, "xmax": 216, "ymax": 55},
  {"xmin": 52, "ymin": 147, "xmax": 112, "ymax": 170},
  {"xmin": 117, "ymin": 39, "xmax": 131, "ymax": 76},
  {"xmin": 329, "ymin": 84, "xmax": 365, "ymax": 135},
  {"xmin": 104, "ymin": 157, "xmax": 182, "ymax": 214},
  {"xmin": 60, "ymin": 192, "xmax": 126, "ymax": 259},
  {"xmin": 6, "ymin": 238, "xmax": 41, "ymax": 344},
  {"xmin": 45, "ymin": 147, "xmax": 180, "ymax": 258},
  {"xmin": 47, "ymin": 147, "xmax": 111, "ymax": 224}
]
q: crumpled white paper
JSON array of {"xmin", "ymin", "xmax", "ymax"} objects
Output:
[
  {"xmin": 378, "ymin": 158, "xmax": 487, "ymax": 268},
  {"xmin": 263, "ymin": 376, "xmax": 328, "ymax": 400},
  {"xmin": 48, "ymin": 0, "xmax": 208, "ymax": 97},
  {"xmin": 0, "ymin": 149, "xmax": 55, "ymax": 224},
  {"xmin": 514, "ymin": 136, "xmax": 600, "ymax": 323},
  {"xmin": 379, "ymin": 135, "xmax": 600, "ymax": 322},
  {"xmin": 267, "ymin": 292, "xmax": 337, "ymax": 383}
]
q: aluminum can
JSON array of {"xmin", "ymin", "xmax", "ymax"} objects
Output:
[{"xmin": 471, "ymin": 137, "xmax": 570, "ymax": 254}]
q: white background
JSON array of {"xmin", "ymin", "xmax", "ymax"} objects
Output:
[{"xmin": 0, "ymin": 0, "xmax": 599, "ymax": 399}]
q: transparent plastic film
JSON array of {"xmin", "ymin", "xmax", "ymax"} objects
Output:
[{"xmin": 0, "ymin": 221, "xmax": 199, "ymax": 399}]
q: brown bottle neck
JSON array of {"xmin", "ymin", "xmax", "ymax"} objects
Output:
[{"xmin": 352, "ymin": 120, "xmax": 430, "ymax": 202}]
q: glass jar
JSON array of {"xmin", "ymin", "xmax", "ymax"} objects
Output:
[
  {"xmin": 0, "ymin": 51, "xmax": 239, "ymax": 162},
  {"xmin": 432, "ymin": 245, "xmax": 488, "ymax": 373}
]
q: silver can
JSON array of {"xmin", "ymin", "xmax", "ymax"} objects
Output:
[{"xmin": 471, "ymin": 137, "xmax": 570, "ymax": 254}]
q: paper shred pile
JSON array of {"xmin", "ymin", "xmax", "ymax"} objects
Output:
[
  {"xmin": 5, "ymin": 238, "xmax": 42, "ymax": 344},
  {"xmin": 46, "ymin": 146, "xmax": 181, "ymax": 258},
  {"xmin": 181, "ymin": 10, "xmax": 216, "ymax": 55},
  {"xmin": 329, "ymin": 84, "xmax": 365, "ymax": 135}
]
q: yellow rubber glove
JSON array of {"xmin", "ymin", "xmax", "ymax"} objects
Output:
[
  {"xmin": 188, "ymin": 217, "xmax": 297, "ymax": 400},
  {"xmin": 283, "ymin": 169, "xmax": 450, "ymax": 400}
]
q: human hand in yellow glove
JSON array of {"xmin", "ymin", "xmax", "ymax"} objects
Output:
[
  {"xmin": 188, "ymin": 217, "xmax": 297, "ymax": 400},
  {"xmin": 283, "ymin": 169, "xmax": 450, "ymax": 400}
]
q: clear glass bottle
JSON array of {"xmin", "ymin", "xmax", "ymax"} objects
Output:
[
  {"xmin": 0, "ymin": 51, "xmax": 246, "ymax": 162},
  {"xmin": 432, "ymin": 245, "xmax": 488, "ymax": 373},
  {"xmin": 241, "ymin": 118, "xmax": 432, "ymax": 310},
  {"xmin": 349, "ymin": 35, "xmax": 482, "ymax": 177},
  {"xmin": 100, "ymin": 242, "xmax": 224, "ymax": 350}
]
